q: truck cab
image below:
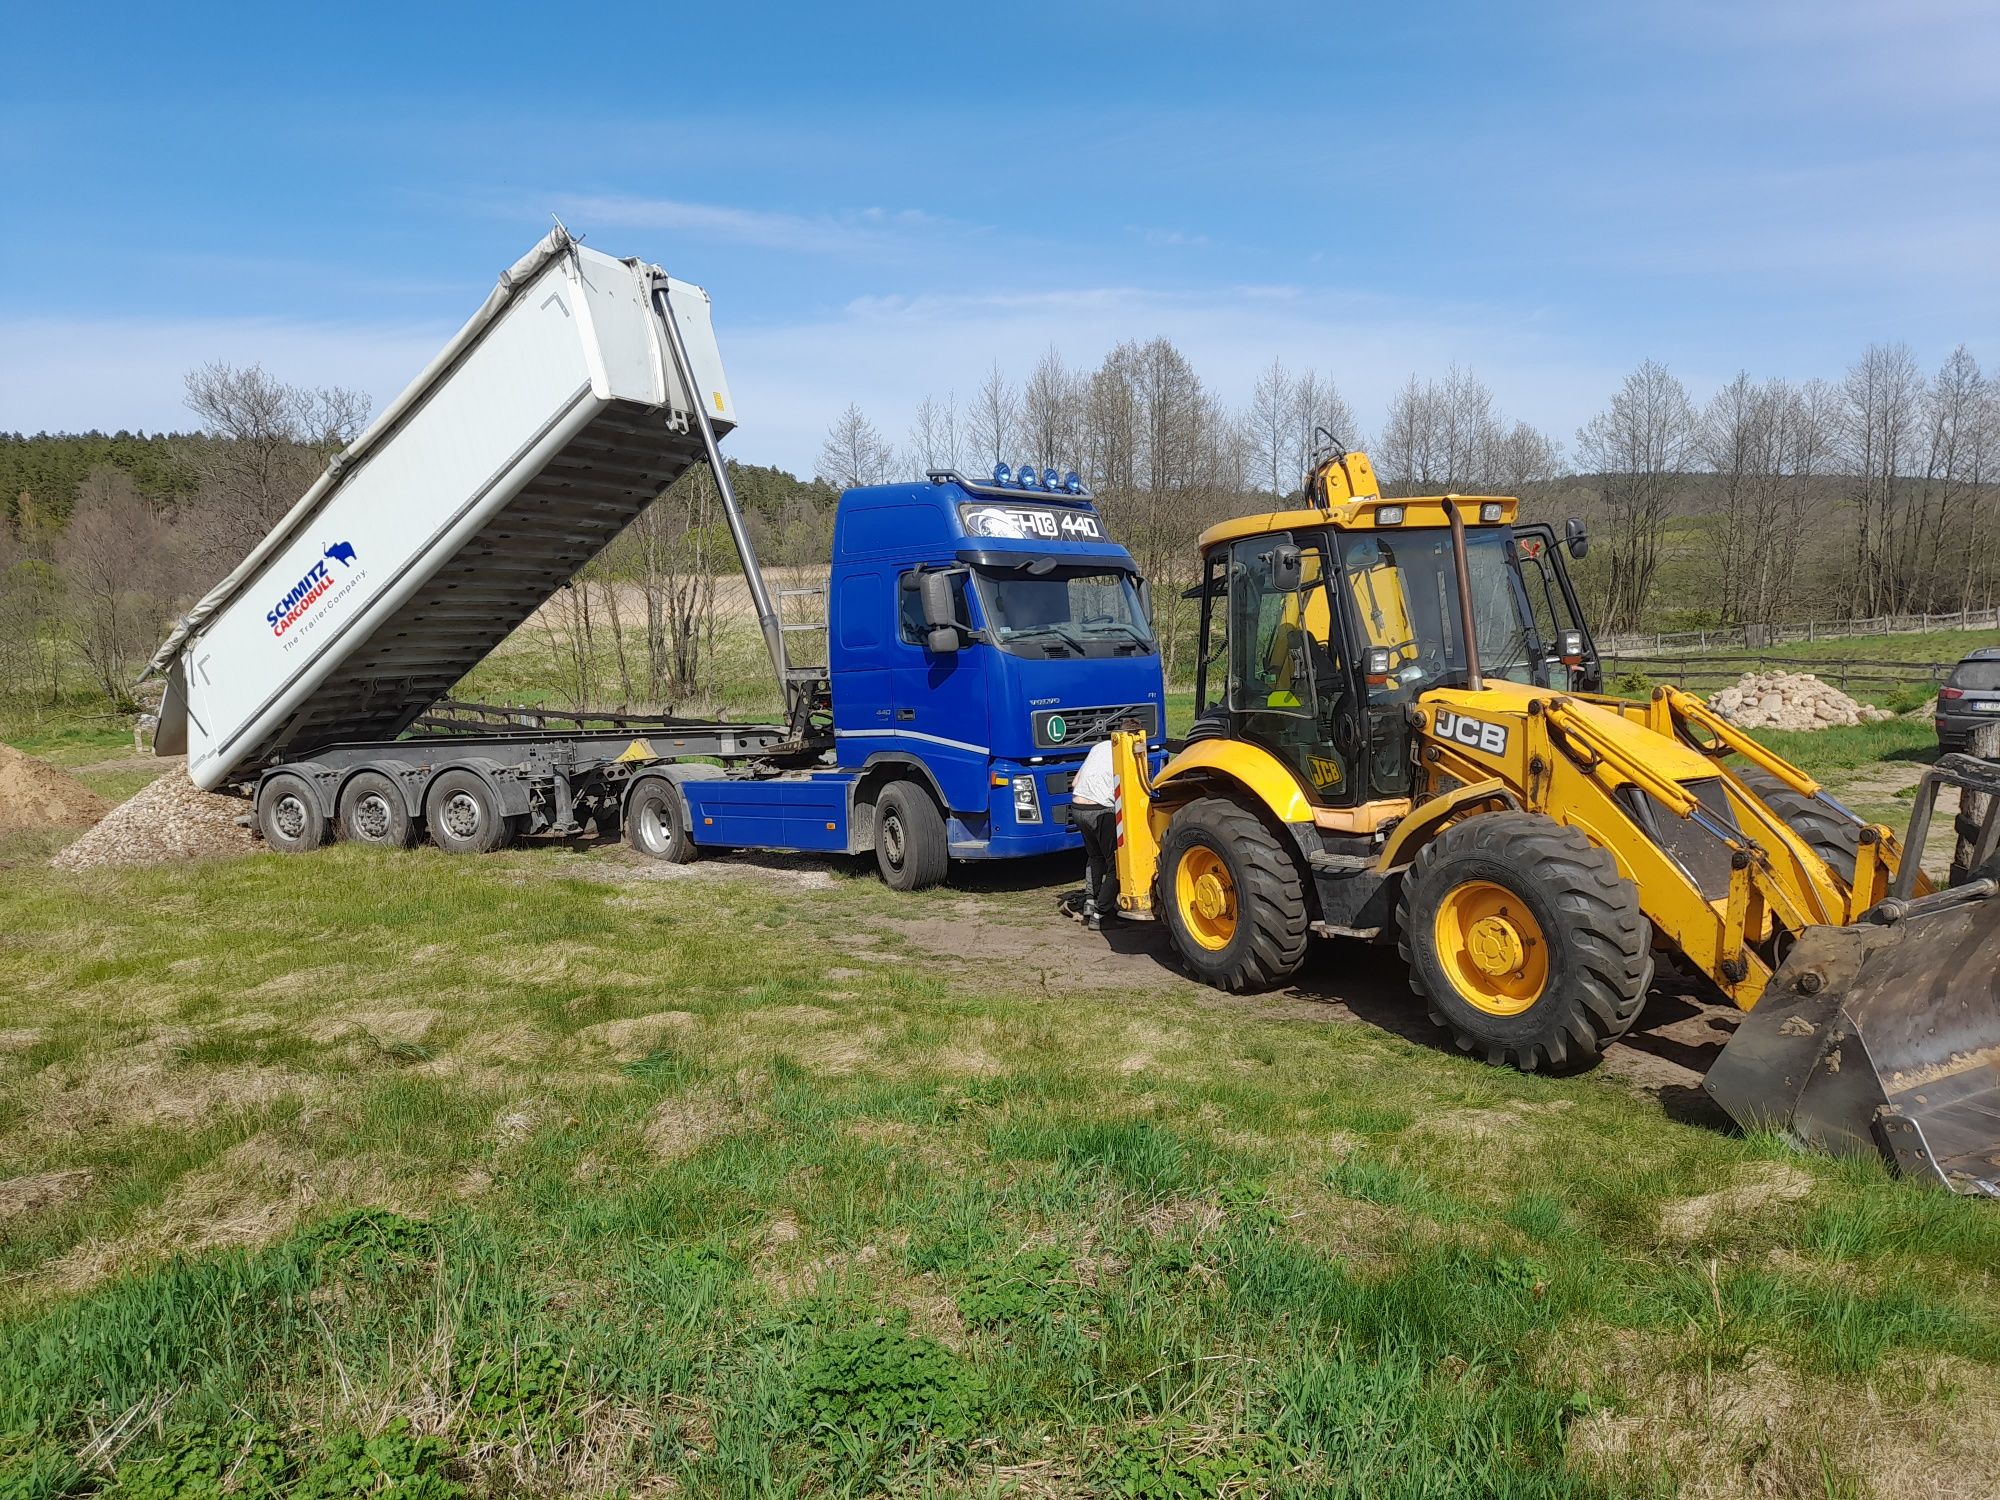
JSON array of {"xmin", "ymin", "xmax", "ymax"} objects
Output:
[{"xmin": 666, "ymin": 468, "xmax": 1166, "ymax": 883}]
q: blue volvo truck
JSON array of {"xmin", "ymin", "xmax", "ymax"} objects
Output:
[{"xmin": 628, "ymin": 466, "xmax": 1167, "ymax": 888}]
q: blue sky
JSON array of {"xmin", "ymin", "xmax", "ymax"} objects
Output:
[{"xmin": 4, "ymin": 1, "xmax": 1996, "ymax": 477}]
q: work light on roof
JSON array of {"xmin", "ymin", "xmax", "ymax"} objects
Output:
[
  {"xmin": 1018, "ymin": 463, "xmax": 1041, "ymax": 489},
  {"xmin": 1042, "ymin": 467, "xmax": 1061, "ymax": 491},
  {"xmin": 1063, "ymin": 471, "xmax": 1082, "ymax": 494},
  {"xmin": 992, "ymin": 462, "xmax": 1013, "ymax": 486}
]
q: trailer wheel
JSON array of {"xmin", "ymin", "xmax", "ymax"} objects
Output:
[
  {"xmin": 875, "ymin": 781, "xmax": 947, "ymax": 891},
  {"xmin": 425, "ymin": 770, "xmax": 510, "ymax": 855},
  {"xmin": 1399, "ymin": 811, "xmax": 1651, "ymax": 1073},
  {"xmin": 626, "ymin": 776, "xmax": 695, "ymax": 863},
  {"xmin": 257, "ymin": 772, "xmax": 326, "ymax": 854},
  {"xmin": 337, "ymin": 770, "xmax": 416, "ymax": 848}
]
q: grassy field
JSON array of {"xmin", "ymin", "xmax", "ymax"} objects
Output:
[{"xmin": 4, "ymin": 765, "xmax": 2000, "ymax": 1496}]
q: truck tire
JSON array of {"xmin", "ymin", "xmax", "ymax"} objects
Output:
[
  {"xmin": 337, "ymin": 770, "xmax": 416, "ymax": 848},
  {"xmin": 1398, "ymin": 811, "xmax": 1651, "ymax": 1073},
  {"xmin": 876, "ymin": 781, "xmax": 947, "ymax": 891},
  {"xmin": 1734, "ymin": 766, "xmax": 1860, "ymax": 884},
  {"xmin": 257, "ymin": 772, "xmax": 327, "ymax": 854},
  {"xmin": 626, "ymin": 776, "xmax": 696, "ymax": 863},
  {"xmin": 1158, "ymin": 797, "xmax": 1310, "ymax": 992},
  {"xmin": 425, "ymin": 769, "xmax": 511, "ymax": 855}
]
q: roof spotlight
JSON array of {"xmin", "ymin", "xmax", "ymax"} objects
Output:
[
  {"xmin": 993, "ymin": 462, "xmax": 1013, "ymax": 486},
  {"xmin": 1063, "ymin": 471, "xmax": 1082, "ymax": 494},
  {"xmin": 1017, "ymin": 464, "xmax": 1041, "ymax": 489},
  {"xmin": 1042, "ymin": 467, "xmax": 1062, "ymax": 491}
]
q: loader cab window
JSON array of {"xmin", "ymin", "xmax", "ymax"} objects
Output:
[{"xmin": 1225, "ymin": 533, "xmax": 1358, "ymax": 803}]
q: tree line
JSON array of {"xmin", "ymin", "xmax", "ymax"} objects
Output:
[
  {"xmin": 822, "ymin": 340, "xmax": 2000, "ymax": 644},
  {"xmin": 5, "ymin": 336, "xmax": 1998, "ymax": 717}
]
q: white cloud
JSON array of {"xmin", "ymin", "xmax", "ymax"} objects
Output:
[
  {"xmin": 0, "ymin": 316, "xmax": 448, "ymax": 435},
  {"xmin": 545, "ymin": 193, "xmax": 958, "ymax": 259}
]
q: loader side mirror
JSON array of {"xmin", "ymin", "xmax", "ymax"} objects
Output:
[
  {"xmin": 1564, "ymin": 517, "xmax": 1589, "ymax": 560},
  {"xmin": 1265, "ymin": 544, "xmax": 1303, "ymax": 592},
  {"xmin": 919, "ymin": 569, "xmax": 962, "ymax": 653}
]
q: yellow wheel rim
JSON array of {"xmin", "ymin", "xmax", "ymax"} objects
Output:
[
  {"xmin": 1433, "ymin": 880, "xmax": 1547, "ymax": 1016},
  {"xmin": 1175, "ymin": 846, "xmax": 1238, "ymax": 951}
]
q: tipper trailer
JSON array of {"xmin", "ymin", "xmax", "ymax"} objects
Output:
[{"xmin": 144, "ymin": 231, "xmax": 1165, "ymax": 886}]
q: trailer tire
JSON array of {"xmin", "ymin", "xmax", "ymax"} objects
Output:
[
  {"xmin": 1399, "ymin": 811, "xmax": 1651, "ymax": 1073},
  {"xmin": 425, "ymin": 770, "xmax": 511, "ymax": 855},
  {"xmin": 626, "ymin": 776, "xmax": 696, "ymax": 863},
  {"xmin": 257, "ymin": 773, "xmax": 327, "ymax": 854},
  {"xmin": 337, "ymin": 770, "xmax": 416, "ymax": 848},
  {"xmin": 1159, "ymin": 797, "xmax": 1311, "ymax": 991},
  {"xmin": 1735, "ymin": 767, "xmax": 1860, "ymax": 883},
  {"xmin": 875, "ymin": 781, "xmax": 947, "ymax": 891}
]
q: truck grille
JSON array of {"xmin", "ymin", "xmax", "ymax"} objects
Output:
[{"xmin": 1030, "ymin": 702, "xmax": 1159, "ymax": 750}]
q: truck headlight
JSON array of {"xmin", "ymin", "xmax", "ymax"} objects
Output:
[{"xmin": 1011, "ymin": 774, "xmax": 1042, "ymax": 823}]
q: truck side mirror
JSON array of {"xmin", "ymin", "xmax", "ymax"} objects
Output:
[
  {"xmin": 919, "ymin": 570, "xmax": 961, "ymax": 653},
  {"xmin": 1266, "ymin": 544, "xmax": 1303, "ymax": 592},
  {"xmin": 1564, "ymin": 517, "xmax": 1589, "ymax": 560}
]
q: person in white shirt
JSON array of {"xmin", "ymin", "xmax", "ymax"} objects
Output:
[{"xmin": 1068, "ymin": 718, "xmax": 1143, "ymax": 930}]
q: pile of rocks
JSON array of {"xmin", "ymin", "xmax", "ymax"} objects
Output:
[
  {"xmin": 1705, "ymin": 672, "xmax": 1894, "ymax": 732},
  {"xmin": 51, "ymin": 765, "xmax": 255, "ymax": 871}
]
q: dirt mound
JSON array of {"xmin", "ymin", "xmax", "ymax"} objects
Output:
[
  {"xmin": 1705, "ymin": 672, "xmax": 1894, "ymax": 731},
  {"xmin": 0, "ymin": 744, "xmax": 109, "ymax": 831},
  {"xmin": 51, "ymin": 765, "xmax": 254, "ymax": 871}
]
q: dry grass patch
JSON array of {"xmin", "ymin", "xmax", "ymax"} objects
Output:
[
  {"xmin": 575, "ymin": 1010, "xmax": 698, "ymax": 1062},
  {"xmin": 0, "ymin": 1169, "xmax": 94, "ymax": 1220},
  {"xmin": 1659, "ymin": 1161, "xmax": 1815, "ymax": 1243},
  {"xmin": 1565, "ymin": 1327, "xmax": 2000, "ymax": 1499}
]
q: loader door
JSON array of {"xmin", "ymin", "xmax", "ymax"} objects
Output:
[
  {"xmin": 1514, "ymin": 523, "xmax": 1600, "ymax": 693},
  {"xmin": 1220, "ymin": 533, "xmax": 1361, "ymax": 804}
]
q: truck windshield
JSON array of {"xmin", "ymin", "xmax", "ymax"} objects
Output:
[{"xmin": 975, "ymin": 569, "xmax": 1154, "ymax": 657}]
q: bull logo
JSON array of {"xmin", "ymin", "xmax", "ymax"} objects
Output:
[{"xmin": 324, "ymin": 541, "xmax": 358, "ymax": 567}]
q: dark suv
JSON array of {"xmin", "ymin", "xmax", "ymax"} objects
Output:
[{"xmin": 1937, "ymin": 647, "xmax": 2000, "ymax": 752}]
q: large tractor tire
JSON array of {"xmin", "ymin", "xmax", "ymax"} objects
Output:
[
  {"xmin": 1398, "ymin": 811, "xmax": 1652, "ymax": 1073},
  {"xmin": 1158, "ymin": 797, "xmax": 1310, "ymax": 992},
  {"xmin": 1734, "ymin": 766, "xmax": 1860, "ymax": 883}
]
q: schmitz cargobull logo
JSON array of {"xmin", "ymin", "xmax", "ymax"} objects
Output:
[{"xmin": 266, "ymin": 541, "xmax": 357, "ymax": 637}]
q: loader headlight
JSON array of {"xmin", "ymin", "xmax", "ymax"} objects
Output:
[
  {"xmin": 1011, "ymin": 774, "xmax": 1042, "ymax": 823},
  {"xmin": 1377, "ymin": 505, "xmax": 1404, "ymax": 525},
  {"xmin": 1480, "ymin": 502, "xmax": 1504, "ymax": 522}
]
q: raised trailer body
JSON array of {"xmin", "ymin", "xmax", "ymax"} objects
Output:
[{"xmin": 149, "ymin": 229, "xmax": 738, "ymax": 791}]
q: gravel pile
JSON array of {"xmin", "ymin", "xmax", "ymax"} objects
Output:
[
  {"xmin": 51, "ymin": 764, "xmax": 255, "ymax": 871},
  {"xmin": 1706, "ymin": 672, "xmax": 1895, "ymax": 731},
  {"xmin": 0, "ymin": 744, "xmax": 108, "ymax": 831}
]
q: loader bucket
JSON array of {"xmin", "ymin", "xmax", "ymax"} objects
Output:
[{"xmin": 1704, "ymin": 895, "xmax": 2000, "ymax": 1197}]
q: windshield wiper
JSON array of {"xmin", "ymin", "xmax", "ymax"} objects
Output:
[
  {"xmin": 1080, "ymin": 621, "xmax": 1154, "ymax": 648},
  {"xmin": 1008, "ymin": 624, "xmax": 1087, "ymax": 654}
]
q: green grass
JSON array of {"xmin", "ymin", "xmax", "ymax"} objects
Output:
[{"xmin": 1, "ymin": 832, "xmax": 1997, "ymax": 1496}]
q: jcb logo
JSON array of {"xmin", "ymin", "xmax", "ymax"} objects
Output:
[{"xmin": 1435, "ymin": 709, "xmax": 1509, "ymax": 756}]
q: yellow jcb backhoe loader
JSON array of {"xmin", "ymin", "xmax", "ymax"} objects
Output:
[{"xmin": 1108, "ymin": 449, "xmax": 2000, "ymax": 1194}]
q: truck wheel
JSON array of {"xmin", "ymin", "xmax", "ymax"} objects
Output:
[
  {"xmin": 626, "ymin": 776, "xmax": 695, "ymax": 863},
  {"xmin": 1399, "ymin": 811, "xmax": 1651, "ymax": 1073},
  {"xmin": 425, "ymin": 769, "xmax": 510, "ymax": 855},
  {"xmin": 337, "ymin": 770, "xmax": 416, "ymax": 848},
  {"xmin": 257, "ymin": 772, "xmax": 326, "ymax": 854},
  {"xmin": 1159, "ymin": 798, "xmax": 1310, "ymax": 992},
  {"xmin": 1735, "ymin": 766, "xmax": 1860, "ymax": 883},
  {"xmin": 876, "ymin": 782, "xmax": 947, "ymax": 890}
]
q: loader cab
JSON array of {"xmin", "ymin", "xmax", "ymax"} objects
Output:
[{"xmin": 1189, "ymin": 479, "xmax": 1596, "ymax": 809}]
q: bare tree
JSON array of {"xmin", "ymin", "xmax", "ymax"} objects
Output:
[
  {"xmin": 967, "ymin": 362, "xmax": 1019, "ymax": 471},
  {"xmin": 55, "ymin": 469, "xmax": 181, "ymax": 706},
  {"xmin": 907, "ymin": 392, "xmax": 963, "ymax": 476},
  {"xmin": 1020, "ymin": 348, "xmax": 1086, "ymax": 478},
  {"xmin": 180, "ymin": 362, "xmax": 369, "ymax": 576},
  {"xmin": 1575, "ymin": 360, "xmax": 1697, "ymax": 632},
  {"xmin": 1840, "ymin": 341, "xmax": 1923, "ymax": 615},
  {"xmin": 1289, "ymin": 369, "xmax": 1359, "ymax": 490},
  {"xmin": 1247, "ymin": 358, "xmax": 1293, "ymax": 496},
  {"xmin": 816, "ymin": 404, "xmax": 896, "ymax": 489}
]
